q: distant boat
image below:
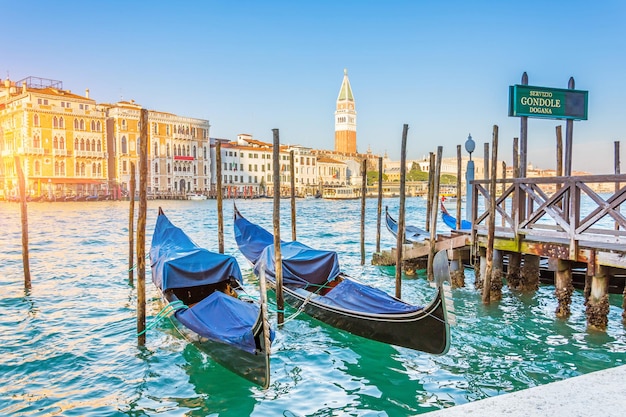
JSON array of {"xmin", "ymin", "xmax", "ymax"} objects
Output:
[
  {"xmin": 188, "ymin": 193, "xmax": 207, "ymax": 201},
  {"xmin": 321, "ymin": 186, "xmax": 361, "ymax": 200},
  {"xmin": 440, "ymin": 199, "xmax": 471, "ymax": 230},
  {"xmin": 385, "ymin": 206, "xmax": 428, "ymax": 243}
]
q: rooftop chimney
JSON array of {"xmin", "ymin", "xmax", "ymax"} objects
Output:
[{"xmin": 85, "ymin": 88, "xmax": 89, "ymax": 98}]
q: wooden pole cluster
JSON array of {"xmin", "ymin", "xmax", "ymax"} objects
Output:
[
  {"xmin": 427, "ymin": 146, "xmax": 443, "ymax": 282},
  {"xmin": 136, "ymin": 108, "xmax": 149, "ymax": 346},
  {"xmin": 14, "ymin": 156, "xmax": 31, "ymax": 290},
  {"xmin": 128, "ymin": 162, "xmax": 136, "ymax": 284},
  {"xmin": 216, "ymin": 141, "xmax": 224, "ymax": 254},
  {"xmin": 482, "ymin": 125, "xmax": 498, "ymax": 304},
  {"xmin": 360, "ymin": 158, "xmax": 367, "ymax": 265},
  {"xmin": 272, "ymin": 129, "xmax": 284, "ymax": 325},
  {"xmin": 376, "ymin": 157, "xmax": 383, "ymax": 253},
  {"xmin": 290, "ymin": 150, "xmax": 297, "ymax": 241},
  {"xmin": 395, "ymin": 124, "xmax": 408, "ymax": 297}
]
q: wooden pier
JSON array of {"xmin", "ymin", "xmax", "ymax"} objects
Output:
[{"xmin": 374, "ymin": 173, "xmax": 626, "ymax": 329}]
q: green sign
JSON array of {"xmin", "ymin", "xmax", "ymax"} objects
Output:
[{"xmin": 508, "ymin": 84, "xmax": 588, "ymax": 120}]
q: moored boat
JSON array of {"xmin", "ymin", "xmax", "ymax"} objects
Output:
[
  {"xmin": 188, "ymin": 193, "xmax": 208, "ymax": 200},
  {"xmin": 150, "ymin": 207, "xmax": 273, "ymax": 388},
  {"xmin": 233, "ymin": 204, "xmax": 453, "ymax": 354},
  {"xmin": 440, "ymin": 200, "xmax": 471, "ymax": 230},
  {"xmin": 385, "ymin": 206, "xmax": 429, "ymax": 243}
]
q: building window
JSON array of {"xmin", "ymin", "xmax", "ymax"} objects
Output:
[
  {"xmin": 60, "ymin": 117, "xmax": 64, "ymax": 128},
  {"xmin": 33, "ymin": 114, "xmax": 39, "ymax": 127},
  {"xmin": 121, "ymin": 136, "xmax": 127, "ymax": 154}
]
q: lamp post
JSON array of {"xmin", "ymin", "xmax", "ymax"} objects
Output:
[{"xmin": 465, "ymin": 134, "xmax": 475, "ymax": 222}]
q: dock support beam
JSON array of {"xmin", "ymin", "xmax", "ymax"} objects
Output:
[
  {"xmin": 489, "ymin": 249, "xmax": 504, "ymax": 301},
  {"xmin": 475, "ymin": 247, "xmax": 486, "ymax": 290},
  {"xmin": 519, "ymin": 254, "xmax": 540, "ymax": 291},
  {"xmin": 507, "ymin": 252, "xmax": 522, "ymax": 289},
  {"xmin": 555, "ymin": 259, "xmax": 574, "ymax": 318},
  {"xmin": 586, "ymin": 265, "xmax": 610, "ymax": 330},
  {"xmin": 449, "ymin": 249, "xmax": 465, "ymax": 288}
]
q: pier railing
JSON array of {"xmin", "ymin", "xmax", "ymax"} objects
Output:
[{"xmin": 470, "ymin": 175, "xmax": 626, "ymax": 258}]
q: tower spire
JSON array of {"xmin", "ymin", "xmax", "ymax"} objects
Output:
[{"xmin": 334, "ymin": 69, "xmax": 357, "ymax": 153}]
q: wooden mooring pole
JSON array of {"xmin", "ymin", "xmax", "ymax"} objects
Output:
[
  {"xmin": 507, "ymin": 137, "xmax": 522, "ymax": 289},
  {"xmin": 450, "ymin": 145, "xmax": 465, "ymax": 288},
  {"xmin": 14, "ymin": 156, "xmax": 31, "ymax": 290},
  {"xmin": 482, "ymin": 126, "xmax": 498, "ymax": 304},
  {"xmin": 587, "ymin": 265, "xmax": 610, "ymax": 330},
  {"xmin": 128, "ymin": 162, "xmax": 136, "ymax": 284},
  {"xmin": 361, "ymin": 158, "xmax": 367, "ymax": 265},
  {"xmin": 216, "ymin": 141, "xmax": 224, "ymax": 254},
  {"xmin": 290, "ymin": 150, "xmax": 296, "ymax": 241},
  {"xmin": 555, "ymin": 259, "xmax": 574, "ymax": 318},
  {"xmin": 376, "ymin": 157, "xmax": 383, "ymax": 254},
  {"xmin": 427, "ymin": 146, "xmax": 443, "ymax": 282},
  {"xmin": 395, "ymin": 125, "xmax": 408, "ymax": 296},
  {"xmin": 136, "ymin": 108, "xmax": 149, "ymax": 346},
  {"xmin": 425, "ymin": 152, "xmax": 435, "ymax": 232},
  {"xmin": 272, "ymin": 129, "xmax": 284, "ymax": 325}
]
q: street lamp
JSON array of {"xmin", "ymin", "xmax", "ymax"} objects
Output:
[{"xmin": 465, "ymin": 134, "xmax": 475, "ymax": 222}]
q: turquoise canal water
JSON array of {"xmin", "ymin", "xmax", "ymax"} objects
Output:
[{"xmin": 1, "ymin": 198, "xmax": 624, "ymax": 416}]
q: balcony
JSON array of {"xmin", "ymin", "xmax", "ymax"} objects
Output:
[{"xmin": 53, "ymin": 149, "xmax": 68, "ymax": 156}]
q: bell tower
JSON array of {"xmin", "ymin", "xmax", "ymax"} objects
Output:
[{"xmin": 334, "ymin": 69, "xmax": 357, "ymax": 154}]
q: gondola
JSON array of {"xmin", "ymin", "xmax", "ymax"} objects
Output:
[
  {"xmin": 150, "ymin": 207, "xmax": 273, "ymax": 388},
  {"xmin": 233, "ymin": 204, "xmax": 453, "ymax": 355},
  {"xmin": 385, "ymin": 206, "xmax": 428, "ymax": 243},
  {"xmin": 440, "ymin": 200, "xmax": 471, "ymax": 230}
]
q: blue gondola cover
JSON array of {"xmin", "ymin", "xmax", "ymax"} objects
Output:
[
  {"xmin": 316, "ymin": 280, "xmax": 422, "ymax": 314},
  {"xmin": 151, "ymin": 213, "xmax": 243, "ymax": 291},
  {"xmin": 255, "ymin": 241, "xmax": 341, "ymax": 287},
  {"xmin": 174, "ymin": 291, "xmax": 260, "ymax": 354}
]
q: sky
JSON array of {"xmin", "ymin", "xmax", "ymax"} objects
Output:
[{"xmin": 3, "ymin": 0, "xmax": 625, "ymax": 174}]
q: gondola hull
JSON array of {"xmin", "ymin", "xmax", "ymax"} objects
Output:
[
  {"xmin": 234, "ymin": 205, "xmax": 452, "ymax": 355},
  {"xmin": 272, "ymin": 282, "xmax": 450, "ymax": 354},
  {"xmin": 163, "ymin": 293, "xmax": 270, "ymax": 388}
]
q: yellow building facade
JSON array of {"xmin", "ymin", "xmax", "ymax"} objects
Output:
[
  {"xmin": 1, "ymin": 76, "xmax": 211, "ymax": 200},
  {"xmin": 0, "ymin": 77, "xmax": 108, "ymax": 200}
]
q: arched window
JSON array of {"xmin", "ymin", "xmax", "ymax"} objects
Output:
[
  {"xmin": 80, "ymin": 162, "xmax": 86, "ymax": 176},
  {"xmin": 92, "ymin": 163, "xmax": 97, "ymax": 176},
  {"xmin": 204, "ymin": 147, "xmax": 207, "ymax": 159},
  {"xmin": 60, "ymin": 137, "xmax": 65, "ymax": 149},
  {"xmin": 97, "ymin": 140, "xmax": 101, "ymax": 152},
  {"xmin": 193, "ymin": 146, "xmax": 197, "ymax": 158},
  {"xmin": 74, "ymin": 138, "xmax": 79, "ymax": 150},
  {"xmin": 80, "ymin": 139, "xmax": 85, "ymax": 151},
  {"xmin": 33, "ymin": 135, "xmax": 41, "ymax": 148},
  {"xmin": 59, "ymin": 117, "xmax": 64, "ymax": 128},
  {"xmin": 33, "ymin": 114, "xmax": 39, "ymax": 127},
  {"xmin": 167, "ymin": 163, "xmax": 171, "ymax": 174},
  {"xmin": 74, "ymin": 119, "xmax": 79, "ymax": 130},
  {"xmin": 154, "ymin": 162, "xmax": 158, "ymax": 173},
  {"xmin": 60, "ymin": 161, "xmax": 65, "ymax": 176},
  {"xmin": 91, "ymin": 139, "xmax": 96, "ymax": 151},
  {"xmin": 121, "ymin": 136, "xmax": 127, "ymax": 154},
  {"xmin": 166, "ymin": 144, "xmax": 170, "ymax": 157},
  {"xmin": 53, "ymin": 117, "xmax": 58, "ymax": 128},
  {"xmin": 53, "ymin": 136, "xmax": 59, "ymax": 149},
  {"xmin": 80, "ymin": 119, "xmax": 85, "ymax": 130},
  {"xmin": 34, "ymin": 160, "xmax": 41, "ymax": 175},
  {"xmin": 97, "ymin": 163, "xmax": 102, "ymax": 176},
  {"xmin": 187, "ymin": 145, "xmax": 190, "ymax": 156},
  {"xmin": 91, "ymin": 121, "xmax": 96, "ymax": 131},
  {"xmin": 96, "ymin": 121, "xmax": 101, "ymax": 132},
  {"xmin": 75, "ymin": 162, "xmax": 80, "ymax": 174},
  {"xmin": 54, "ymin": 161, "xmax": 60, "ymax": 176},
  {"xmin": 121, "ymin": 119, "xmax": 127, "ymax": 130},
  {"xmin": 154, "ymin": 142, "xmax": 158, "ymax": 156}
]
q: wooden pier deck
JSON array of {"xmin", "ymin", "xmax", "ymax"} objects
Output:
[{"xmin": 374, "ymin": 174, "xmax": 626, "ymax": 328}]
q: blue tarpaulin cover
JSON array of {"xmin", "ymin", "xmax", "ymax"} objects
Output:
[
  {"xmin": 174, "ymin": 291, "xmax": 259, "ymax": 354},
  {"xmin": 234, "ymin": 208, "xmax": 423, "ymax": 315},
  {"xmin": 151, "ymin": 213, "xmax": 243, "ymax": 291},
  {"xmin": 315, "ymin": 279, "xmax": 422, "ymax": 314},
  {"xmin": 255, "ymin": 241, "xmax": 341, "ymax": 287}
]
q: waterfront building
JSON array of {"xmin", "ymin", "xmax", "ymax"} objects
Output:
[
  {"xmin": 317, "ymin": 156, "xmax": 347, "ymax": 186},
  {"xmin": 334, "ymin": 69, "xmax": 357, "ymax": 154},
  {"xmin": 0, "ymin": 76, "xmax": 108, "ymax": 200},
  {"xmin": 102, "ymin": 101, "xmax": 210, "ymax": 197}
]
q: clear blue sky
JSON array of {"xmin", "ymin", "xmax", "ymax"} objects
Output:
[{"xmin": 3, "ymin": 0, "xmax": 625, "ymax": 173}]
